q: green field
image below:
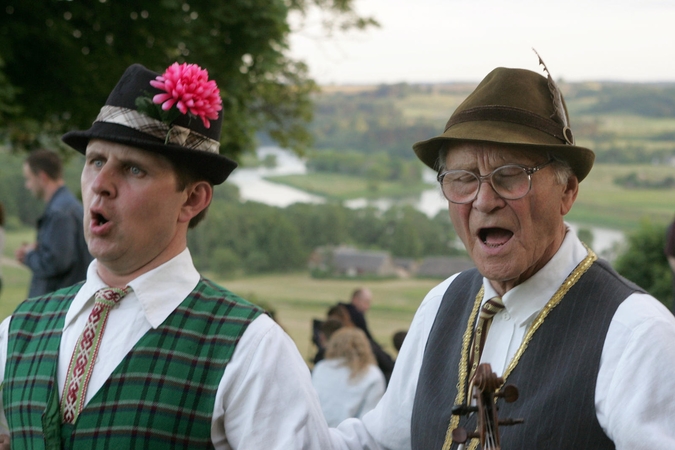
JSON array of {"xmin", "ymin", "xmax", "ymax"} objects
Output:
[
  {"xmin": 220, "ymin": 273, "xmax": 437, "ymax": 361},
  {"xmin": 570, "ymin": 164, "xmax": 675, "ymax": 229},
  {"xmin": 1, "ymin": 228, "xmax": 36, "ymax": 319}
]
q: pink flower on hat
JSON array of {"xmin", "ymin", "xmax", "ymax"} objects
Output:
[{"xmin": 150, "ymin": 62, "xmax": 222, "ymax": 129}]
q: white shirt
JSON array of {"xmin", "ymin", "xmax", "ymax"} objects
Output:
[
  {"xmin": 331, "ymin": 230, "xmax": 675, "ymax": 450},
  {"xmin": 0, "ymin": 249, "xmax": 331, "ymax": 449},
  {"xmin": 312, "ymin": 359, "xmax": 386, "ymax": 427}
]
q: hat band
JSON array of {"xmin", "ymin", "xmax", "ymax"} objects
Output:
[
  {"xmin": 95, "ymin": 105, "xmax": 221, "ymax": 154},
  {"xmin": 445, "ymin": 105, "xmax": 574, "ymax": 145}
]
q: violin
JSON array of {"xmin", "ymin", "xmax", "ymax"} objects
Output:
[{"xmin": 451, "ymin": 363, "xmax": 523, "ymax": 450}]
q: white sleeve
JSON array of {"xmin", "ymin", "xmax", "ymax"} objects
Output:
[
  {"xmin": 597, "ymin": 293, "xmax": 675, "ymax": 450},
  {"xmin": 355, "ymin": 368, "xmax": 386, "ymax": 420},
  {"xmin": 213, "ymin": 314, "xmax": 332, "ymax": 450},
  {"xmin": 330, "ymin": 276, "xmax": 456, "ymax": 450}
]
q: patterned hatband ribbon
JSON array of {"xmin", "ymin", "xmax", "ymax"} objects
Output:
[{"xmin": 95, "ymin": 105, "xmax": 220, "ymax": 154}]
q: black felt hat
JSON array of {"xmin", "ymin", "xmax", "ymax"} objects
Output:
[{"xmin": 62, "ymin": 63, "xmax": 237, "ymax": 185}]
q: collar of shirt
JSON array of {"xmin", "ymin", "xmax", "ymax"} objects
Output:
[
  {"xmin": 47, "ymin": 185, "xmax": 67, "ymax": 206},
  {"xmin": 482, "ymin": 225, "xmax": 589, "ymax": 330},
  {"xmin": 41, "ymin": 185, "xmax": 68, "ymax": 218},
  {"xmin": 63, "ymin": 248, "xmax": 200, "ymax": 330}
]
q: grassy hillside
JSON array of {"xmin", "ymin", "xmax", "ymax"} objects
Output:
[
  {"xmin": 0, "ymin": 228, "xmax": 35, "ymax": 319},
  {"xmin": 570, "ymin": 164, "xmax": 675, "ymax": 229},
  {"xmin": 313, "ymin": 82, "xmax": 675, "ymax": 169},
  {"xmin": 218, "ymin": 272, "xmax": 437, "ymax": 361}
]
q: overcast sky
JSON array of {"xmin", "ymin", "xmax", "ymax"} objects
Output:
[{"xmin": 289, "ymin": 0, "xmax": 675, "ymax": 85}]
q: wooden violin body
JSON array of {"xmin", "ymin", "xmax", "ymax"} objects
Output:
[{"xmin": 451, "ymin": 363, "xmax": 523, "ymax": 449}]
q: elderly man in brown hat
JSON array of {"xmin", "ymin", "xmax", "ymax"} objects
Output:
[
  {"xmin": 330, "ymin": 57, "xmax": 675, "ymax": 449},
  {"xmin": 0, "ymin": 63, "xmax": 331, "ymax": 449}
]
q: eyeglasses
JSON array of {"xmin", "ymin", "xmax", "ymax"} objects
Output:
[{"xmin": 437, "ymin": 159, "xmax": 554, "ymax": 204}]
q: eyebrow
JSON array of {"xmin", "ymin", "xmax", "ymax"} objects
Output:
[{"xmin": 84, "ymin": 149, "xmax": 104, "ymax": 161}]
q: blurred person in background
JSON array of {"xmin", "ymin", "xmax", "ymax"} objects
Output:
[
  {"xmin": 392, "ymin": 330, "xmax": 407, "ymax": 355},
  {"xmin": 16, "ymin": 149, "xmax": 92, "ymax": 297},
  {"xmin": 312, "ymin": 327, "xmax": 386, "ymax": 427},
  {"xmin": 339, "ymin": 287, "xmax": 395, "ymax": 384},
  {"xmin": 340, "ymin": 287, "xmax": 373, "ymax": 338},
  {"xmin": 313, "ymin": 317, "xmax": 345, "ymax": 365}
]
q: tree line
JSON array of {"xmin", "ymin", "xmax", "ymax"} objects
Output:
[
  {"xmin": 309, "ymin": 90, "xmax": 438, "ymax": 159},
  {"xmin": 582, "ymin": 83, "xmax": 675, "ymax": 117},
  {"xmin": 187, "ymin": 193, "xmax": 460, "ymax": 277}
]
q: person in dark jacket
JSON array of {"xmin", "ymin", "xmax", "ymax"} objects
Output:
[{"xmin": 16, "ymin": 149, "xmax": 92, "ymax": 297}]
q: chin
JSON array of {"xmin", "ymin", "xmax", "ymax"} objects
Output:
[{"xmin": 475, "ymin": 260, "xmax": 520, "ymax": 283}]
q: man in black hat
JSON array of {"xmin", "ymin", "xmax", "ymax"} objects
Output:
[
  {"xmin": 0, "ymin": 63, "xmax": 331, "ymax": 449},
  {"xmin": 329, "ymin": 57, "xmax": 675, "ymax": 449}
]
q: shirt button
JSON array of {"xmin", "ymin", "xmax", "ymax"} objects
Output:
[{"xmin": 502, "ymin": 312, "xmax": 511, "ymax": 321}]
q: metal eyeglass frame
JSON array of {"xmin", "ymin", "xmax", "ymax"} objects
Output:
[{"xmin": 437, "ymin": 159, "xmax": 554, "ymax": 204}]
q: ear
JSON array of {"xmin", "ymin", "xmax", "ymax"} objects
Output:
[
  {"xmin": 560, "ymin": 175, "xmax": 579, "ymax": 216},
  {"xmin": 178, "ymin": 181, "xmax": 213, "ymax": 224},
  {"xmin": 38, "ymin": 170, "xmax": 51, "ymax": 183}
]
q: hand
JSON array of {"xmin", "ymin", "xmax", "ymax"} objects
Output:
[
  {"xmin": 15, "ymin": 243, "xmax": 36, "ymax": 264},
  {"xmin": 0, "ymin": 434, "xmax": 10, "ymax": 450}
]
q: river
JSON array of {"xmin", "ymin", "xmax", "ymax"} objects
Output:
[{"xmin": 227, "ymin": 147, "xmax": 625, "ymax": 259}]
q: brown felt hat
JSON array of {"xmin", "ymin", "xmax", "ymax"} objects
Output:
[{"xmin": 412, "ymin": 67, "xmax": 595, "ymax": 181}]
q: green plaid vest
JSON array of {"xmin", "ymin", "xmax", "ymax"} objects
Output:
[{"xmin": 3, "ymin": 278, "xmax": 263, "ymax": 450}]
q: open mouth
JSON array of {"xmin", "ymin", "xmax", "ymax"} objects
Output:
[
  {"xmin": 479, "ymin": 227, "xmax": 513, "ymax": 247},
  {"xmin": 92, "ymin": 212, "xmax": 109, "ymax": 226}
]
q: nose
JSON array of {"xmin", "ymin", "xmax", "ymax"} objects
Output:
[
  {"xmin": 472, "ymin": 176, "xmax": 504, "ymax": 212},
  {"xmin": 88, "ymin": 163, "xmax": 117, "ymax": 198}
]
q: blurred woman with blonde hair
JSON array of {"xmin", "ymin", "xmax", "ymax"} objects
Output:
[{"xmin": 311, "ymin": 327, "xmax": 386, "ymax": 426}]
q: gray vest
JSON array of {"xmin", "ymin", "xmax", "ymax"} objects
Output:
[{"xmin": 411, "ymin": 259, "xmax": 643, "ymax": 449}]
